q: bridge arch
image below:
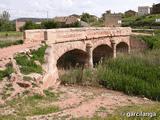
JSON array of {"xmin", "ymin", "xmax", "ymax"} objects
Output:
[
  {"xmin": 53, "ymin": 41, "xmax": 86, "ymax": 62},
  {"xmin": 116, "ymin": 42, "xmax": 129, "ymax": 54},
  {"xmin": 57, "ymin": 49, "xmax": 88, "ymax": 69},
  {"xmin": 93, "ymin": 44, "xmax": 112, "ymax": 65}
]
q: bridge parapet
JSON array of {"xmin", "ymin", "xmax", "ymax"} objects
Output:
[{"xmin": 24, "ymin": 27, "xmax": 131, "ymax": 44}]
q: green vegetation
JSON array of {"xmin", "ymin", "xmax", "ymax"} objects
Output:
[
  {"xmin": 0, "ymin": 40, "xmax": 23, "ymax": 48},
  {"xmin": 132, "ymin": 31, "xmax": 160, "ymax": 49},
  {"xmin": 0, "ymin": 31, "xmax": 22, "ymax": 37},
  {"xmin": 15, "ymin": 54, "xmax": 43, "ymax": 74},
  {"xmin": 0, "ymin": 90, "xmax": 59, "ymax": 120},
  {"xmin": 0, "ymin": 11, "xmax": 15, "ymax": 32},
  {"xmin": 122, "ymin": 14, "xmax": 160, "ymax": 28},
  {"xmin": 0, "ymin": 64, "xmax": 14, "ymax": 81},
  {"xmin": 81, "ymin": 13, "xmax": 98, "ymax": 23},
  {"xmin": 80, "ymin": 12, "xmax": 104, "ymax": 27},
  {"xmin": 15, "ymin": 45, "xmax": 47, "ymax": 75},
  {"xmin": 1, "ymin": 83, "xmax": 14, "ymax": 100},
  {"xmin": 31, "ymin": 44, "xmax": 48, "ymax": 64},
  {"xmin": 98, "ymin": 51, "xmax": 160, "ymax": 101},
  {"xmin": 21, "ymin": 20, "xmax": 81, "ymax": 31},
  {"xmin": 60, "ymin": 68, "xmax": 99, "ymax": 86},
  {"xmin": 60, "ymin": 50, "xmax": 160, "ymax": 101}
]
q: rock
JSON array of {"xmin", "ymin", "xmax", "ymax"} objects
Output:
[
  {"xmin": 17, "ymin": 82, "xmax": 31, "ymax": 88},
  {"xmin": 34, "ymin": 60, "xmax": 41, "ymax": 66}
]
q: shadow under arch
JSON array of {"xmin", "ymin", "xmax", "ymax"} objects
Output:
[
  {"xmin": 93, "ymin": 44, "xmax": 112, "ymax": 65},
  {"xmin": 116, "ymin": 42, "xmax": 129, "ymax": 55},
  {"xmin": 57, "ymin": 49, "xmax": 88, "ymax": 70}
]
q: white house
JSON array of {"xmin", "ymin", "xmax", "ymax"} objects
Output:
[{"xmin": 138, "ymin": 6, "xmax": 151, "ymax": 16}]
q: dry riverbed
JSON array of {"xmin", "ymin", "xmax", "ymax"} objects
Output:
[{"xmin": 0, "ymin": 85, "xmax": 157, "ymax": 120}]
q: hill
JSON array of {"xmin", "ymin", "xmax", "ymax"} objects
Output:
[{"xmin": 122, "ymin": 14, "xmax": 160, "ymax": 28}]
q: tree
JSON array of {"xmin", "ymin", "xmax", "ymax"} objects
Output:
[
  {"xmin": 0, "ymin": 11, "xmax": 15, "ymax": 31},
  {"xmin": 81, "ymin": 13, "xmax": 91, "ymax": 23},
  {"xmin": 81, "ymin": 13, "xmax": 98, "ymax": 24},
  {"xmin": 41, "ymin": 20, "xmax": 59, "ymax": 29},
  {"xmin": 21, "ymin": 21, "xmax": 41, "ymax": 31},
  {"xmin": 0, "ymin": 11, "xmax": 10, "ymax": 21}
]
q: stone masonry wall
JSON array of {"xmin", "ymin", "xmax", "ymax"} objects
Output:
[{"xmin": 24, "ymin": 27, "xmax": 132, "ymax": 44}]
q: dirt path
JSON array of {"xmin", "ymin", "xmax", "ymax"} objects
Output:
[
  {"xmin": 131, "ymin": 32, "xmax": 152, "ymax": 36},
  {"xmin": 0, "ymin": 42, "xmax": 41, "ymax": 68},
  {"xmin": 27, "ymin": 86, "xmax": 152, "ymax": 120}
]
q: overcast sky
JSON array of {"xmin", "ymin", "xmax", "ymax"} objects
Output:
[{"xmin": 0, "ymin": 0, "xmax": 159, "ymax": 19}]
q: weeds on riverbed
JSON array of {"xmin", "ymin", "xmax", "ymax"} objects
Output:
[
  {"xmin": 2, "ymin": 90, "xmax": 59, "ymax": 118},
  {"xmin": 60, "ymin": 50, "xmax": 160, "ymax": 101},
  {"xmin": 0, "ymin": 63, "xmax": 14, "ymax": 81}
]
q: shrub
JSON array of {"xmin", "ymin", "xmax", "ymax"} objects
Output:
[{"xmin": 21, "ymin": 21, "xmax": 41, "ymax": 31}]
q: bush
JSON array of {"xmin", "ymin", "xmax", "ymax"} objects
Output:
[
  {"xmin": 41, "ymin": 20, "xmax": 81, "ymax": 29},
  {"xmin": 41, "ymin": 20, "xmax": 59, "ymax": 29},
  {"xmin": 21, "ymin": 21, "xmax": 41, "ymax": 31},
  {"xmin": 0, "ymin": 19, "xmax": 15, "ymax": 32}
]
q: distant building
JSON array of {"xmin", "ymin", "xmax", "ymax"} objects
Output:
[
  {"xmin": 125, "ymin": 10, "xmax": 137, "ymax": 17},
  {"xmin": 54, "ymin": 16, "xmax": 80, "ymax": 25},
  {"xmin": 156, "ymin": 19, "xmax": 160, "ymax": 23},
  {"xmin": 105, "ymin": 10, "xmax": 122, "ymax": 27},
  {"xmin": 138, "ymin": 6, "xmax": 151, "ymax": 16},
  {"xmin": 14, "ymin": 18, "xmax": 48, "ymax": 31},
  {"xmin": 54, "ymin": 16, "xmax": 89, "ymax": 27},
  {"xmin": 152, "ymin": 3, "xmax": 160, "ymax": 14}
]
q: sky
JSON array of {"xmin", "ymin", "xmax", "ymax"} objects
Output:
[{"xmin": 0, "ymin": 0, "xmax": 159, "ymax": 19}]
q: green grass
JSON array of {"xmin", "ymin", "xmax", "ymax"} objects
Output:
[
  {"xmin": 0, "ymin": 31, "xmax": 22, "ymax": 37},
  {"xmin": 0, "ymin": 40, "xmax": 23, "ymax": 48},
  {"xmin": 15, "ymin": 54, "xmax": 43, "ymax": 74},
  {"xmin": 60, "ymin": 50, "xmax": 160, "ymax": 101},
  {"xmin": 14, "ymin": 44, "xmax": 47, "ymax": 75},
  {"xmin": 1, "ymin": 91, "xmax": 59, "ymax": 119},
  {"xmin": 31, "ymin": 45, "xmax": 48, "ymax": 64},
  {"xmin": 97, "ymin": 50, "xmax": 160, "ymax": 101},
  {"xmin": 0, "ymin": 115, "xmax": 26, "ymax": 120},
  {"xmin": 0, "ymin": 64, "xmax": 14, "ymax": 81},
  {"xmin": 132, "ymin": 32, "xmax": 160, "ymax": 49}
]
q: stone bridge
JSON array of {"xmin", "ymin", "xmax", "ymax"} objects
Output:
[{"xmin": 24, "ymin": 27, "xmax": 132, "ymax": 89}]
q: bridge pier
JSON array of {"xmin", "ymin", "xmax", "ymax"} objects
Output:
[
  {"xmin": 111, "ymin": 39, "xmax": 117, "ymax": 58},
  {"xmin": 86, "ymin": 43, "xmax": 93, "ymax": 68}
]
